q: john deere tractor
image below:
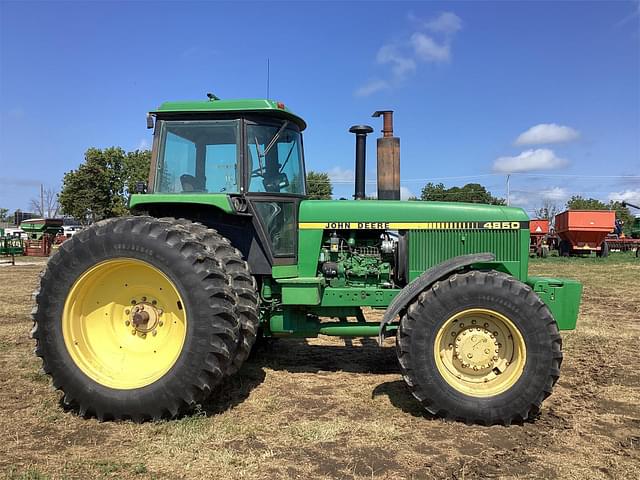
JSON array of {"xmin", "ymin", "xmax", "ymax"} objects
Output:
[{"xmin": 32, "ymin": 98, "xmax": 582, "ymax": 425}]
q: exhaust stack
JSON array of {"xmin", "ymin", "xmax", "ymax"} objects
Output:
[
  {"xmin": 372, "ymin": 110, "xmax": 400, "ymax": 200},
  {"xmin": 349, "ymin": 125, "xmax": 373, "ymax": 200}
]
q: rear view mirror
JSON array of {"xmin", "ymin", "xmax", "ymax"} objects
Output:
[{"xmin": 146, "ymin": 113, "xmax": 154, "ymax": 129}]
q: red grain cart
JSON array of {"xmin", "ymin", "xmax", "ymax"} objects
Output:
[
  {"xmin": 555, "ymin": 210, "xmax": 615, "ymax": 257},
  {"xmin": 529, "ymin": 219, "xmax": 550, "ymax": 257}
]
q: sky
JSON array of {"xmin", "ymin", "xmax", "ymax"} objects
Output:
[{"xmin": 1, "ymin": 0, "xmax": 639, "ymax": 216}]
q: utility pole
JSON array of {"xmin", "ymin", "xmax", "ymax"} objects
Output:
[
  {"xmin": 40, "ymin": 183, "xmax": 44, "ymax": 218},
  {"xmin": 506, "ymin": 174, "xmax": 511, "ymax": 206}
]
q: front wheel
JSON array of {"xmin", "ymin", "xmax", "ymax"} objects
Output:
[{"xmin": 396, "ymin": 270, "xmax": 562, "ymax": 425}]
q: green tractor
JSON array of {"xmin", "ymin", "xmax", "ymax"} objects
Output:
[{"xmin": 32, "ymin": 98, "xmax": 582, "ymax": 425}]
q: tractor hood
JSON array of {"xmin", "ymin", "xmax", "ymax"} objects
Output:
[{"xmin": 298, "ymin": 200, "xmax": 529, "ymax": 229}]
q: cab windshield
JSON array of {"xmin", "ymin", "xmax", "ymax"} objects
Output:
[
  {"xmin": 246, "ymin": 123, "xmax": 305, "ymax": 194},
  {"xmin": 155, "ymin": 120, "xmax": 240, "ymax": 193}
]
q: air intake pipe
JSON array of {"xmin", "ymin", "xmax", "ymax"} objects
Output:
[
  {"xmin": 349, "ymin": 125, "xmax": 373, "ymax": 200},
  {"xmin": 372, "ymin": 110, "xmax": 400, "ymax": 200}
]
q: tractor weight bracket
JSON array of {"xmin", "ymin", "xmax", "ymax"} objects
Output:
[{"xmin": 378, "ymin": 252, "xmax": 496, "ymax": 345}]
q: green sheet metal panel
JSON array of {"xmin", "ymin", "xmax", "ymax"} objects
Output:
[
  {"xmin": 129, "ymin": 193, "xmax": 235, "ymax": 214},
  {"xmin": 298, "ymin": 199, "xmax": 529, "ymax": 224},
  {"xmin": 527, "ymin": 276, "xmax": 582, "ymax": 330},
  {"xmin": 152, "ymin": 98, "xmax": 306, "ymax": 130},
  {"xmin": 408, "ymin": 228, "xmax": 524, "ymax": 280}
]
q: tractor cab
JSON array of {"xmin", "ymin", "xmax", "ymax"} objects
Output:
[{"xmin": 140, "ymin": 99, "xmax": 309, "ymax": 263}]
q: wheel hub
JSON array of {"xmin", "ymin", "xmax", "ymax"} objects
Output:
[
  {"xmin": 129, "ymin": 299, "xmax": 163, "ymax": 334},
  {"xmin": 454, "ymin": 327, "xmax": 499, "ymax": 370}
]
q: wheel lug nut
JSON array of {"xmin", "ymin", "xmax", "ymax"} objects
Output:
[
  {"xmin": 152, "ymin": 300, "xmax": 157, "ymax": 305},
  {"xmin": 125, "ymin": 309, "xmax": 130, "ymax": 315},
  {"xmin": 141, "ymin": 333, "xmax": 146, "ymax": 338},
  {"xmin": 131, "ymin": 300, "xmax": 136, "ymax": 305},
  {"xmin": 141, "ymin": 296, "xmax": 147, "ymax": 302},
  {"xmin": 152, "ymin": 330, "xmax": 157, "ymax": 336},
  {"xmin": 131, "ymin": 329, "xmax": 137, "ymax": 335},
  {"xmin": 158, "ymin": 321, "xmax": 164, "ymax": 327},
  {"xmin": 467, "ymin": 353, "xmax": 473, "ymax": 358},
  {"xmin": 484, "ymin": 349, "xmax": 490, "ymax": 354},
  {"xmin": 125, "ymin": 320, "xmax": 130, "ymax": 326}
]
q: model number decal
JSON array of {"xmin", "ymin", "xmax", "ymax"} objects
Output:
[
  {"xmin": 482, "ymin": 221, "xmax": 521, "ymax": 230},
  {"xmin": 298, "ymin": 221, "xmax": 526, "ymax": 230}
]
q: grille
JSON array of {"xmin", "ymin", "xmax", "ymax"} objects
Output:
[{"xmin": 408, "ymin": 229, "xmax": 521, "ymax": 272}]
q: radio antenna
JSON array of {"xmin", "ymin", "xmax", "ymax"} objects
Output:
[{"xmin": 266, "ymin": 58, "xmax": 270, "ymax": 99}]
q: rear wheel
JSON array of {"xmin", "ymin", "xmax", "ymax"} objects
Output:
[
  {"xmin": 396, "ymin": 270, "xmax": 562, "ymax": 425},
  {"xmin": 167, "ymin": 219, "xmax": 259, "ymax": 375},
  {"xmin": 596, "ymin": 241, "xmax": 609, "ymax": 258},
  {"xmin": 31, "ymin": 216, "xmax": 239, "ymax": 421}
]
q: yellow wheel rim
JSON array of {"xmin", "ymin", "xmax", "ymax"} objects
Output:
[
  {"xmin": 62, "ymin": 259, "xmax": 187, "ymax": 390},
  {"xmin": 434, "ymin": 308, "xmax": 526, "ymax": 397}
]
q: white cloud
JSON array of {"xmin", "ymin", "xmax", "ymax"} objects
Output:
[
  {"xmin": 354, "ymin": 79, "xmax": 390, "ymax": 97},
  {"xmin": 514, "ymin": 123, "xmax": 580, "ymax": 146},
  {"xmin": 327, "ymin": 166, "xmax": 355, "ymax": 183},
  {"xmin": 400, "ymin": 186, "xmax": 414, "ymax": 200},
  {"xmin": 493, "ymin": 149, "xmax": 569, "ymax": 173},
  {"xmin": 376, "ymin": 44, "xmax": 416, "ymax": 79},
  {"xmin": 355, "ymin": 11, "xmax": 461, "ymax": 96},
  {"xmin": 540, "ymin": 187, "xmax": 568, "ymax": 202},
  {"xmin": 609, "ymin": 189, "xmax": 640, "ymax": 206},
  {"xmin": 425, "ymin": 12, "xmax": 463, "ymax": 35},
  {"xmin": 410, "ymin": 33, "xmax": 451, "ymax": 62}
]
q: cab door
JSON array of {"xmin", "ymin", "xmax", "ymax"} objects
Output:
[{"xmin": 244, "ymin": 118, "xmax": 306, "ymax": 266}]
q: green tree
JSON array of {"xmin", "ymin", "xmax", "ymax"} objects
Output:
[
  {"xmin": 0, "ymin": 207, "xmax": 8, "ymax": 222},
  {"xmin": 566, "ymin": 196, "xmax": 633, "ymax": 234},
  {"xmin": 420, "ymin": 182, "xmax": 505, "ymax": 205},
  {"xmin": 59, "ymin": 147, "xmax": 151, "ymax": 224},
  {"xmin": 566, "ymin": 195, "xmax": 607, "ymax": 210},
  {"xmin": 306, "ymin": 171, "xmax": 333, "ymax": 199}
]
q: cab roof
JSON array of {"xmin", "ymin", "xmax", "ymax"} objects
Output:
[{"xmin": 152, "ymin": 98, "xmax": 306, "ymax": 130}]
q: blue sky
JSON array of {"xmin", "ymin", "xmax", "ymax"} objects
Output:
[{"xmin": 1, "ymin": 0, "xmax": 639, "ymax": 215}]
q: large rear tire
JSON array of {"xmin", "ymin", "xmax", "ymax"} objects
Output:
[
  {"xmin": 167, "ymin": 219, "xmax": 260, "ymax": 375},
  {"xmin": 31, "ymin": 216, "xmax": 239, "ymax": 421},
  {"xmin": 396, "ymin": 270, "xmax": 562, "ymax": 425}
]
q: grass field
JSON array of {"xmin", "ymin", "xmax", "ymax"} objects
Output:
[{"xmin": 1, "ymin": 254, "xmax": 638, "ymax": 479}]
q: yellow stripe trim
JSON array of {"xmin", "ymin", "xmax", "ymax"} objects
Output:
[{"xmin": 299, "ymin": 221, "xmax": 523, "ymax": 230}]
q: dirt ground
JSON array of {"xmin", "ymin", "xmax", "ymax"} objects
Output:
[{"xmin": 1, "ymin": 255, "xmax": 638, "ymax": 479}]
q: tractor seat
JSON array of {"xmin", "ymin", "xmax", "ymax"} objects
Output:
[{"xmin": 180, "ymin": 174, "xmax": 206, "ymax": 192}]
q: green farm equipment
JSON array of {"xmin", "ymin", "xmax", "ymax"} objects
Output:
[
  {"xmin": 0, "ymin": 233, "xmax": 24, "ymax": 257},
  {"xmin": 33, "ymin": 98, "xmax": 582, "ymax": 424}
]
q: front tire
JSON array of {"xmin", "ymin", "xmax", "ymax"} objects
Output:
[
  {"xmin": 396, "ymin": 270, "xmax": 562, "ymax": 425},
  {"xmin": 31, "ymin": 216, "xmax": 239, "ymax": 421}
]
